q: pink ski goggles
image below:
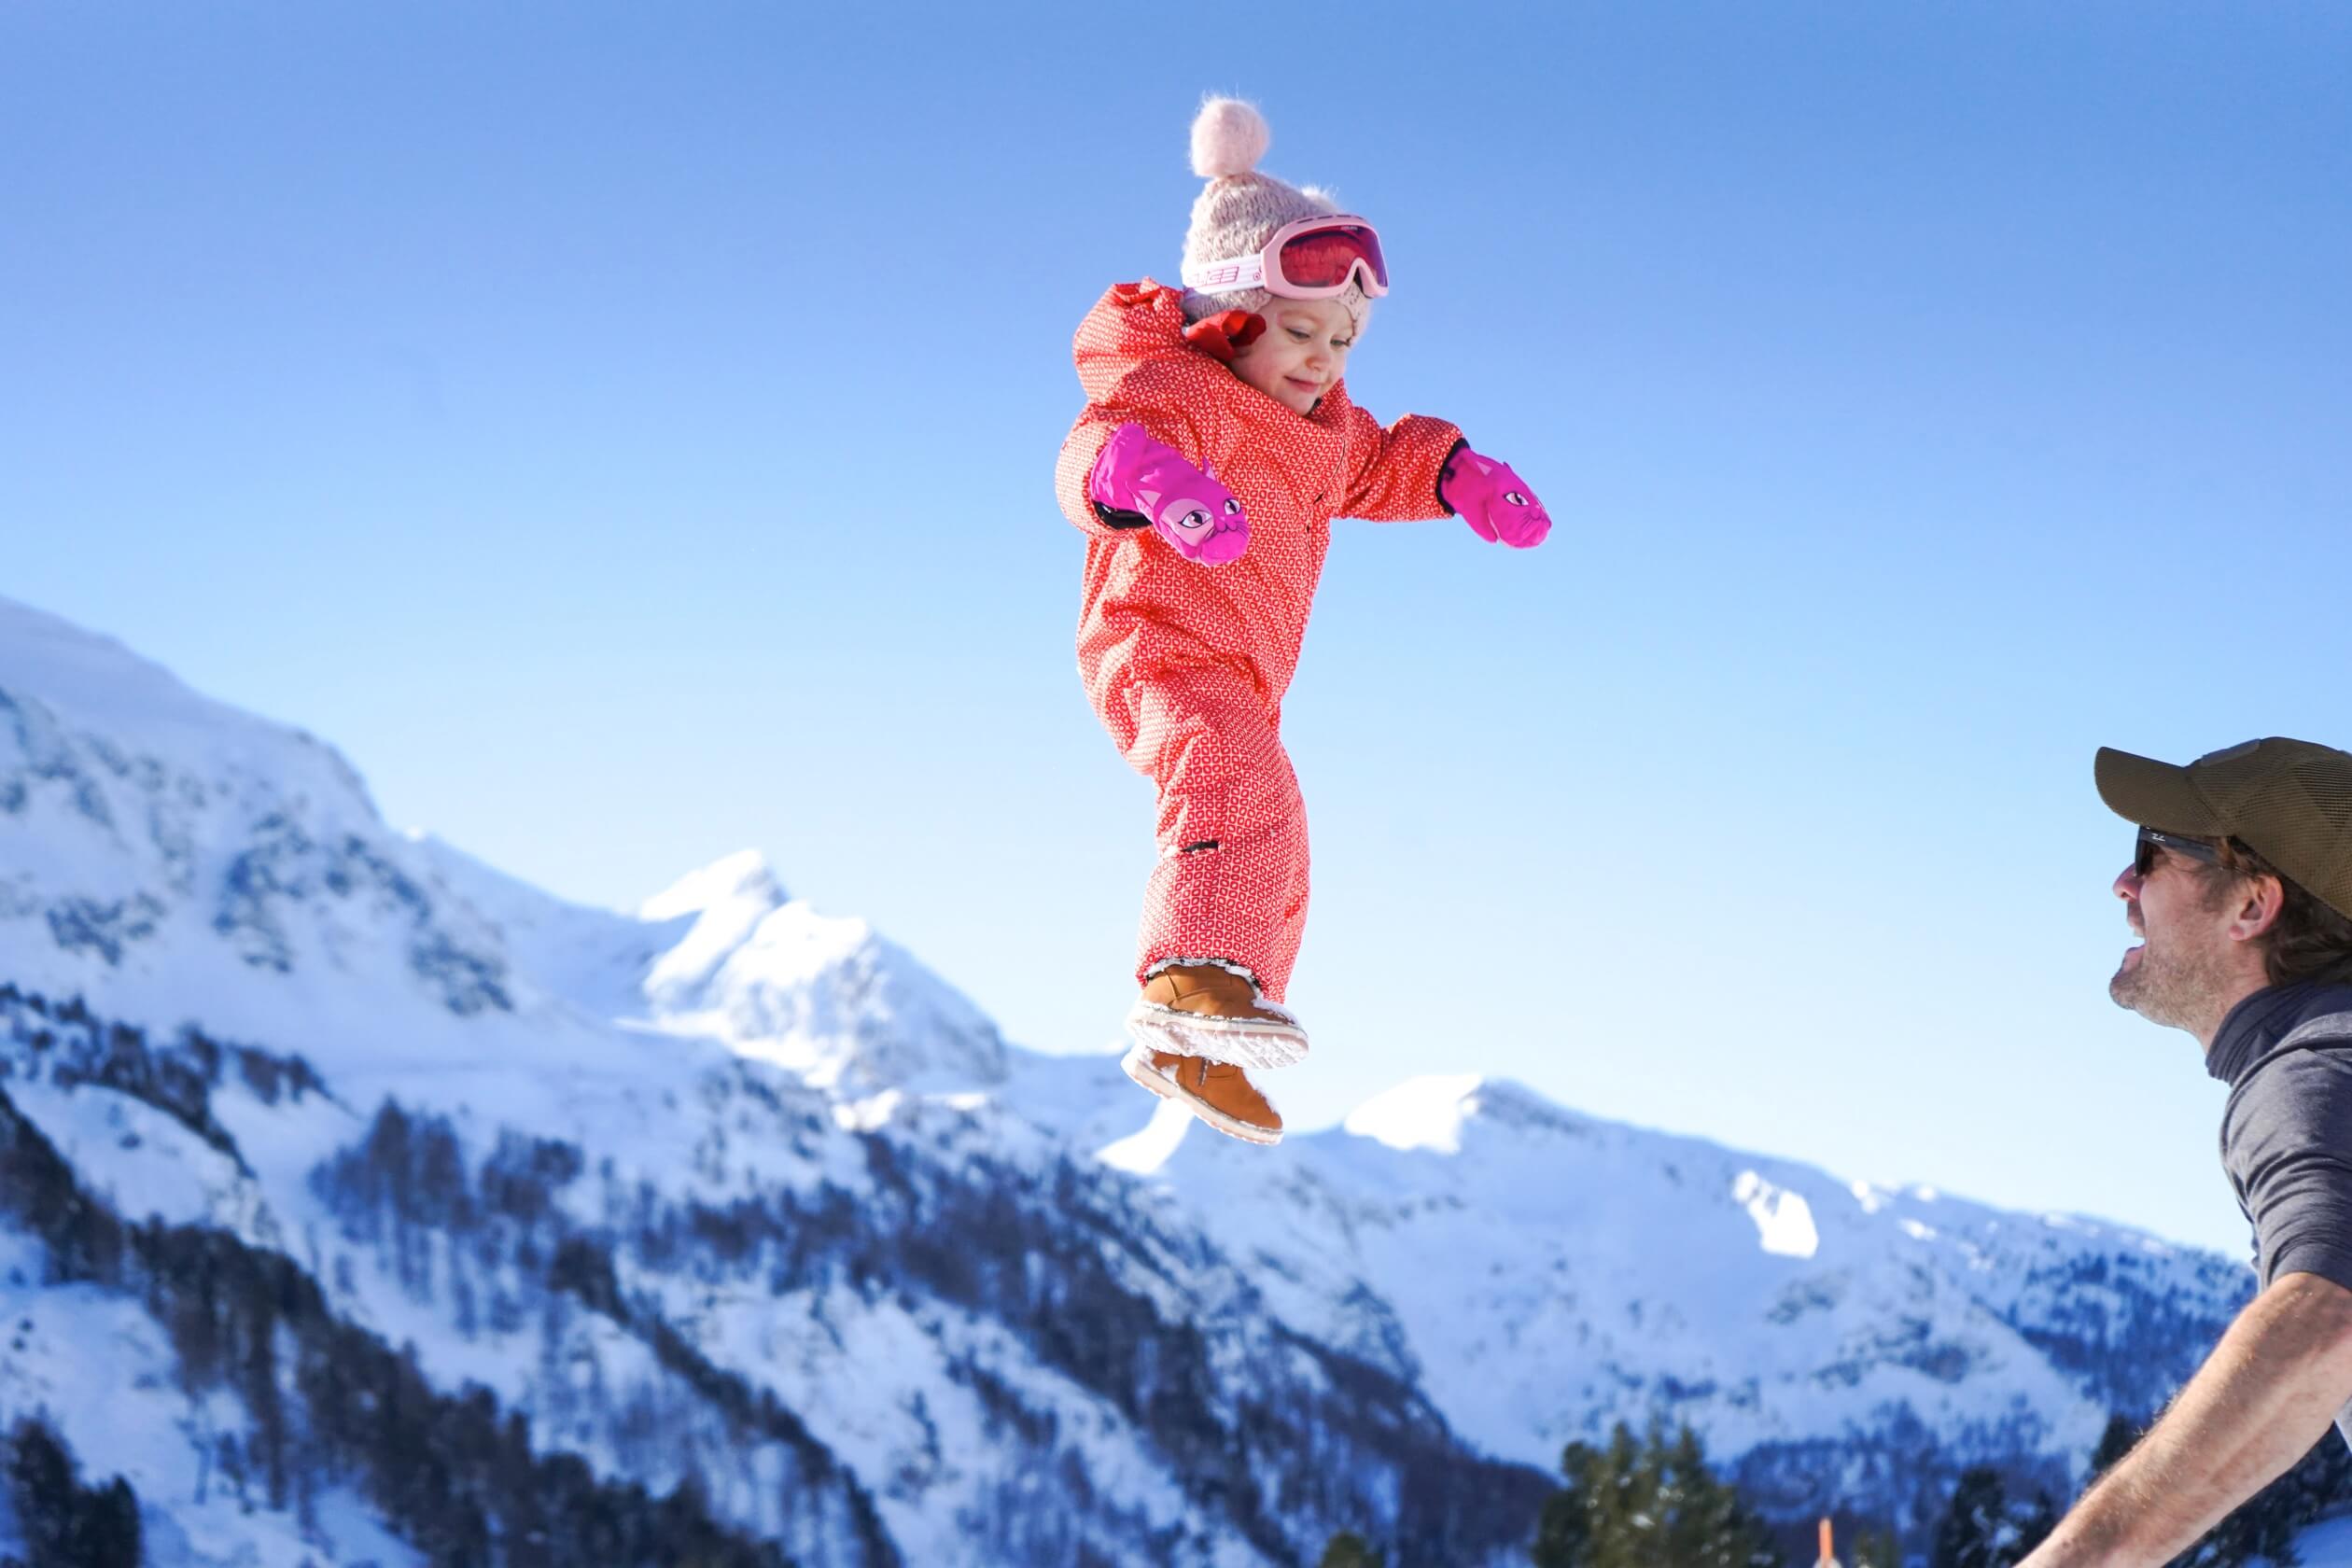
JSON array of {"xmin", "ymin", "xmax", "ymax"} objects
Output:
[{"xmin": 1182, "ymin": 215, "xmax": 1390, "ymax": 301}]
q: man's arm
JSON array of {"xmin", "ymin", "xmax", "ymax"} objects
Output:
[{"xmin": 2017, "ymin": 1270, "xmax": 2352, "ymax": 1568}]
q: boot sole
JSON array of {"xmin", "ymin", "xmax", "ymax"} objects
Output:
[
  {"xmin": 1122, "ymin": 1002, "xmax": 1309, "ymax": 1070},
  {"xmin": 1120, "ymin": 1043, "xmax": 1283, "ymax": 1146}
]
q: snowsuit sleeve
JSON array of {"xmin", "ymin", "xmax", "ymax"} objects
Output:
[
  {"xmin": 1339, "ymin": 406, "xmax": 1468, "ymax": 524},
  {"xmin": 1055, "ymin": 360, "xmax": 1220, "ymax": 539}
]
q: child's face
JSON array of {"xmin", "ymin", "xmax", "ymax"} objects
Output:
[{"xmin": 1230, "ymin": 297, "xmax": 1357, "ymax": 415}]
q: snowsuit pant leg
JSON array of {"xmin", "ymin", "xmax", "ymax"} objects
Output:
[{"xmin": 1106, "ymin": 665, "xmax": 1309, "ymax": 1003}]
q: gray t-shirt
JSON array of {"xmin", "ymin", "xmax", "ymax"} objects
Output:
[{"xmin": 2208, "ymin": 981, "xmax": 2352, "ymax": 1445}]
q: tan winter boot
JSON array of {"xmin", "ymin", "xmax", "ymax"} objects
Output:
[
  {"xmin": 1121, "ymin": 1044, "xmax": 1284, "ymax": 1146},
  {"xmin": 1123, "ymin": 960, "xmax": 1309, "ymax": 1069}
]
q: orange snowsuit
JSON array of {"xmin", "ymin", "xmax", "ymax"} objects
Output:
[{"xmin": 1054, "ymin": 280, "xmax": 1465, "ymax": 1001}]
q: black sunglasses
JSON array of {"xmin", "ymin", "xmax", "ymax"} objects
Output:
[{"xmin": 2135, "ymin": 825, "xmax": 2225, "ymax": 877}]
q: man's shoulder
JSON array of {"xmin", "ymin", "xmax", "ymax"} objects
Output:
[
  {"xmin": 2282, "ymin": 1009, "xmax": 2352, "ymax": 1050},
  {"xmin": 2228, "ymin": 1036, "xmax": 2352, "ymax": 1155},
  {"xmin": 2236, "ymin": 1000, "xmax": 2352, "ymax": 1099},
  {"xmin": 2234, "ymin": 1030, "xmax": 2352, "ymax": 1097}
]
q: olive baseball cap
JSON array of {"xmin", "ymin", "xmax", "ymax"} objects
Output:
[{"xmin": 2095, "ymin": 737, "xmax": 2352, "ymax": 918}]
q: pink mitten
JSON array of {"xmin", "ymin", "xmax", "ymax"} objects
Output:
[
  {"xmin": 1440, "ymin": 446, "xmax": 1552, "ymax": 549},
  {"xmin": 1088, "ymin": 423, "xmax": 1249, "ymax": 565}
]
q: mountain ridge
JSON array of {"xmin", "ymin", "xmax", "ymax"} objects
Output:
[{"xmin": 0, "ymin": 594, "xmax": 2258, "ymax": 1564}]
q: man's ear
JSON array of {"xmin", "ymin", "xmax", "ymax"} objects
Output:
[{"xmin": 2229, "ymin": 873, "xmax": 2288, "ymax": 944}]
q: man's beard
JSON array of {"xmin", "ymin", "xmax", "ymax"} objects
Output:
[{"xmin": 2110, "ymin": 932, "xmax": 2234, "ymax": 1032}]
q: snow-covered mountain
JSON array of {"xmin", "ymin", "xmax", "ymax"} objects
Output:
[{"xmin": 0, "ymin": 595, "xmax": 2259, "ymax": 1565}]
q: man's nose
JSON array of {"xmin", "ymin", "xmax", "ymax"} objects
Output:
[{"xmin": 2114, "ymin": 863, "xmax": 2141, "ymax": 900}]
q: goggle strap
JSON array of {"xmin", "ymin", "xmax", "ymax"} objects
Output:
[{"xmin": 1183, "ymin": 254, "xmax": 1269, "ymax": 293}]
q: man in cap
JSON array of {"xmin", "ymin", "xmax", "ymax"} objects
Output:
[{"xmin": 2021, "ymin": 738, "xmax": 2352, "ymax": 1566}]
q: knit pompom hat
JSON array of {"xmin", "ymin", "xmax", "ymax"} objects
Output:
[{"xmin": 1181, "ymin": 97, "xmax": 1373, "ymax": 335}]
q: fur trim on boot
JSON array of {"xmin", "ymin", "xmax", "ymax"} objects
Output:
[{"xmin": 1127, "ymin": 959, "xmax": 1309, "ymax": 1068}]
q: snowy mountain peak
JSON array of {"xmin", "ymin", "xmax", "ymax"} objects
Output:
[
  {"xmin": 639, "ymin": 847, "xmax": 787, "ymax": 923},
  {"xmin": 1343, "ymin": 1072, "xmax": 1489, "ymax": 1153},
  {"xmin": 1342, "ymin": 1072, "xmax": 1590, "ymax": 1154},
  {"xmin": 405, "ymin": 834, "xmax": 1006, "ymax": 1097},
  {"xmin": 0, "ymin": 595, "xmax": 257, "ymax": 738},
  {"xmin": 0, "ymin": 598, "xmax": 997, "ymax": 1103},
  {"xmin": 644, "ymin": 896, "xmax": 1008, "ymax": 1094},
  {"xmin": 0, "ymin": 598, "xmax": 524, "ymax": 1057},
  {"xmin": 641, "ymin": 851, "xmax": 791, "ymax": 1001},
  {"xmin": 0, "ymin": 595, "xmax": 373, "ymax": 811}
]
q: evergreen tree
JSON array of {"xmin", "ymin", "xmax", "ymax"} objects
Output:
[
  {"xmin": 1846, "ymin": 1523, "xmax": 1901, "ymax": 1568},
  {"xmin": 1532, "ymin": 1422, "xmax": 1781, "ymax": 1568},
  {"xmin": 4, "ymin": 1417, "xmax": 144, "ymax": 1568},
  {"xmin": 1532, "ymin": 1440, "xmax": 1599, "ymax": 1568},
  {"xmin": 1321, "ymin": 1531, "xmax": 1386, "ymax": 1568},
  {"xmin": 1931, "ymin": 1467, "xmax": 2054, "ymax": 1568}
]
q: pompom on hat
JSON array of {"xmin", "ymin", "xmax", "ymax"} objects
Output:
[{"xmin": 1180, "ymin": 97, "xmax": 1373, "ymax": 335}]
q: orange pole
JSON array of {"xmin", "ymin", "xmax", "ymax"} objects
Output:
[{"xmin": 1818, "ymin": 1518, "xmax": 1836, "ymax": 1566}]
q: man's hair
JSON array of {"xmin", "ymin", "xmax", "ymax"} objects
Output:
[{"xmin": 2205, "ymin": 838, "xmax": 2352, "ymax": 987}]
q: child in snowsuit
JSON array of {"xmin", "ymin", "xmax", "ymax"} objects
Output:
[{"xmin": 1054, "ymin": 99, "xmax": 1550, "ymax": 1146}]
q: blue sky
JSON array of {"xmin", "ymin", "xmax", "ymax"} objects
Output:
[{"xmin": 4, "ymin": 1, "xmax": 2346, "ymax": 1257}]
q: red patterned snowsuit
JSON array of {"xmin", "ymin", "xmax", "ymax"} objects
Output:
[{"xmin": 1054, "ymin": 281, "xmax": 1464, "ymax": 1001}]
